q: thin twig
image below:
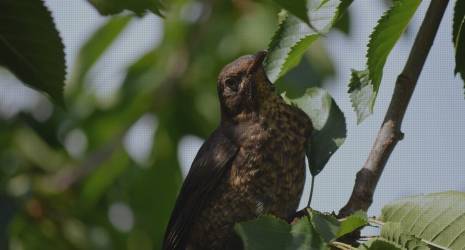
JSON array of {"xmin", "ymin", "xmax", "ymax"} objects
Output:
[{"xmin": 339, "ymin": 0, "xmax": 449, "ymax": 217}]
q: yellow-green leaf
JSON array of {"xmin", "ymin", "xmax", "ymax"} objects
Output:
[{"xmin": 381, "ymin": 191, "xmax": 465, "ymax": 250}]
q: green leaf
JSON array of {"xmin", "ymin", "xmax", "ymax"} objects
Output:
[
  {"xmin": 452, "ymin": 0, "xmax": 465, "ymax": 46},
  {"xmin": 348, "ymin": 69, "xmax": 375, "ymax": 123},
  {"xmin": 380, "ymin": 191, "xmax": 465, "ymax": 250},
  {"xmin": 380, "ymin": 222, "xmax": 430, "ymax": 250},
  {"xmin": 349, "ymin": 0, "xmax": 421, "ymax": 124},
  {"xmin": 289, "ymin": 217, "xmax": 327, "ymax": 249},
  {"xmin": 69, "ymin": 15, "xmax": 132, "ymax": 87},
  {"xmin": 333, "ymin": 8, "xmax": 351, "ymax": 35},
  {"xmin": 309, "ymin": 209, "xmax": 340, "ymax": 242},
  {"xmin": 453, "ymin": 0, "xmax": 465, "ymax": 86},
  {"xmin": 88, "ymin": 0, "xmax": 164, "ymax": 16},
  {"xmin": 235, "ymin": 215, "xmax": 327, "ymax": 250},
  {"xmin": 265, "ymin": 0, "xmax": 351, "ymax": 83},
  {"xmin": 0, "ymin": 0, "xmax": 66, "ymax": 106},
  {"xmin": 282, "ymin": 87, "xmax": 346, "ymax": 176},
  {"xmin": 271, "ymin": 0, "xmax": 310, "ymax": 25},
  {"xmin": 337, "ymin": 210, "xmax": 368, "ymax": 238},
  {"xmin": 358, "ymin": 238, "xmax": 402, "ymax": 250},
  {"xmin": 235, "ymin": 215, "xmax": 291, "ymax": 250}
]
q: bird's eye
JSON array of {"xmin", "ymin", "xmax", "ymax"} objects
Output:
[{"xmin": 225, "ymin": 77, "xmax": 239, "ymax": 92}]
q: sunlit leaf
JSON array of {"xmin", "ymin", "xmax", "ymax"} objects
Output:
[
  {"xmin": 337, "ymin": 210, "xmax": 368, "ymax": 238},
  {"xmin": 88, "ymin": 0, "xmax": 164, "ymax": 16},
  {"xmin": 0, "ymin": 0, "xmax": 66, "ymax": 106},
  {"xmin": 380, "ymin": 222, "xmax": 430, "ymax": 250},
  {"xmin": 282, "ymin": 87, "xmax": 346, "ymax": 176},
  {"xmin": 380, "ymin": 191, "xmax": 465, "ymax": 249},
  {"xmin": 348, "ymin": 69, "xmax": 375, "ymax": 123},
  {"xmin": 265, "ymin": 0, "xmax": 351, "ymax": 82},
  {"xmin": 349, "ymin": 0, "xmax": 421, "ymax": 124}
]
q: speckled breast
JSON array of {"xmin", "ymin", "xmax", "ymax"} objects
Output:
[
  {"xmin": 239, "ymin": 97, "xmax": 311, "ymax": 217},
  {"xmin": 188, "ymin": 97, "xmax": 312, "ymax": 250}
]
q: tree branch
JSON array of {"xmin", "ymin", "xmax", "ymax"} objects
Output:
[{"xmin": 339, "ymin": 0, "xmax": 449, "ymax": 217}]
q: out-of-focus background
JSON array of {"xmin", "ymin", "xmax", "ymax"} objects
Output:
[{"xmin": 0, "ymin": 0, "xmax": 464, "ymax": 249}]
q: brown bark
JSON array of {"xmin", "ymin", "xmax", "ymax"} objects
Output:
[{"xmin": 339, "ymin": 0, "xmax": 449, "ymax": 217}]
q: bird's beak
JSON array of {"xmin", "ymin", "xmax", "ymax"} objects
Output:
[{"xmin": 247, "ymin": 51, "xmax": 267, "ymax": 75}]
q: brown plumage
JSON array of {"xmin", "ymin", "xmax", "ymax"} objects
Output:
[{"xmin": 163, "ymin": 51, "xmax": 313, "ymax": 250}]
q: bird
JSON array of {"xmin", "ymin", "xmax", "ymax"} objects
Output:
[{"xmin": 163, "ymin": 51, "xmax": 313, "ymax": 250}]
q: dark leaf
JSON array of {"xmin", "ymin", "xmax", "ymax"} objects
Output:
[
  {"xmin": 453, "ymin": 0, "xmax": 465, "ymax": 87},
  {"xmin": 452, "ymin": 0, "xmax": 465, "ymax": 46},
  {"xmin": 271, "ymin": 0, "xmax": 310, "ymax": 25},
  {"xmin": 88, "ymin": 0, "xmax": 164, "ymax": 16},
  {"xmin": 333, "ymin": 8, "xmax": 351, "ymax": 35},
  {"xmin": 309, "ymin": 209, "xmax": 340, "ymax": 242},
  {"xmin": 282, "ymin": 87, "xmax": 346, "ymax": 176},
  {"xmin": 235, "ymin": 214, "xmax": 328, "ymax": 250},
  {"xmin": 0, "ymin": 0, "xmax": 66, "ymax": 106}
]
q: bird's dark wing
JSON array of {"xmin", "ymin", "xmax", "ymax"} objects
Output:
[{"xmin": 163, "ymin": 128, "xmax": 238, "ymax": 250}]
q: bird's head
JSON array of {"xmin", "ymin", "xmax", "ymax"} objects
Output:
[{"xmin": 217, "ymin": 51, "xmax": 275, "ymax": 120}]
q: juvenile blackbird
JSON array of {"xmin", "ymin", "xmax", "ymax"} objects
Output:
[{"xmin": 163, "ymin": 51, "xmax": 313, "ymax": 250}]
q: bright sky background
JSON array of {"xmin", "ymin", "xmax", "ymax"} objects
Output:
[{"xmin": 1, "ymin": 0, "xmax": 464, "ymax": 219}]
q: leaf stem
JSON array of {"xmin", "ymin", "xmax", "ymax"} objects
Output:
[
  {"xmin": 331, "ymin": 241, "xmax": 356, "ymax": 250},
  {"xmin": 339, "ymin": 0, "xmax": 449, "ymax": 217},
  {"xmin": 367, "ymin": 218, "xmax": 384, "ymax": 226},
  {"xmin": 421, "ymin": 239, "xmax": 449, "ymax": 250},
  {"xmin": 307, "ymin": 175, "xmax": 316, "ymax": 207}
]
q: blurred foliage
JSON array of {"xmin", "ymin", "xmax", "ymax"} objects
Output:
[{"xmin": 0, "ymin": 0, "xmax": 346, "ymax": 249}]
